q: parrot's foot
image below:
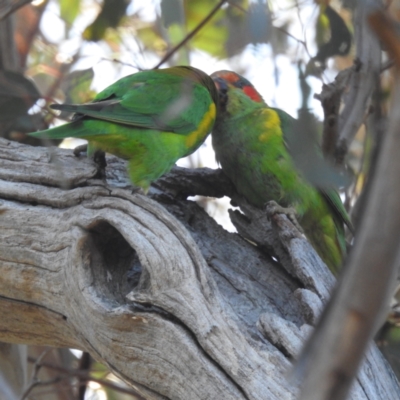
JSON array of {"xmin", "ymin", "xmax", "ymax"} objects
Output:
[
  {"xmin": 73, "ymin": 145, "xmax": 107, "ymax": 170},
  {"xmin": 93, "ymin": 150, "xmax": 107, "ymax": 170},
  {"xmin": 265, "ymin": 200, "xmax": 304, "ymax": 234},
  {"xmin": 73, "ymin": 145, "xmax": 107, "ymax": 178}
]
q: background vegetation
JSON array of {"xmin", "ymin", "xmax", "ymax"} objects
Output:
[{"xmin": 0, "ymin": 0, "xmax": 397, "ymax": 398}]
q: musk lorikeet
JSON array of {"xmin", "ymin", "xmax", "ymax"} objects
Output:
[
  {"xmin": 210, "ymin": 70, "xmax": 352, "ymax": 274},
  {"xmin": 30, "ymin": 66, "xmax": 218, "ymax": 191}
]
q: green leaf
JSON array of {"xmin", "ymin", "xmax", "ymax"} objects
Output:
[
  {"xmin": 136, "ymin": 25, "xmax": 168, "ymax": 53},
  {"xmin": 60, "ymin": 0, "xmax": 81, "ymax": 25},
  {"xmin": 90, "ymin": 360, "xmax": 110, "ymax": 379},
  {"xmin": 83, "ymin": 0, "xmax": 130, "ymax": 41},
  {"xmin": 314, "ymin": 5, "xmax": 352, "ymax": 65},
  {"xmin": 59, "ymin": 68, "xmax": 95, "ymax": 120},
  {"xmin": 161, "ymin": 0, "xmax": 189, "ymax": 63},
  {"xmin": 185, "ymin": 0, "xmax": 228, "ymax": 58},
  {"xmin": 168, "ymin": 23, "xmax": 190, "ymax": 65}
]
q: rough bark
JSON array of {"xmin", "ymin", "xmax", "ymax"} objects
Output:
[
  {"xmin": 297, "ymin": 10, "xmax": 400, "ymax": 399},
  {"xmin": 0, "ymin": 343, "xmax": 27, "ymax": 399},
  {"xmin": 0, "ymin": 137, "xmax": 398, "ymax": 399}
]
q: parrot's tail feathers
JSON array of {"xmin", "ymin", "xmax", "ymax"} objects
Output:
[
  {"xmin": 29, "ymin": 122, "xmax": 87, "ymax": 140},
  {"xmin": 50, "ymin": 103, "xmax": 81, "ymax": 113},
  {"xmin": 51, "ymin": 99, "xmax": 121, "ymax": 116}
]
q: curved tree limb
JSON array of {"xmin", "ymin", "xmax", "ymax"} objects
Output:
[
  {"xmin": 0, "ymin": 137, "xmax": 398, "ymax": 399},
  {"xmin": 0, "ymin": 0, "xmax": 33, "ymax": 21}
]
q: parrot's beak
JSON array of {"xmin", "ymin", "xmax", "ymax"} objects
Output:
[
  {"xmin": 211, "ymin": 76, "xmax": 226, "ymax": 91},
  {"xmin": 211, "ymin": 77, "xmax": 228, "ymax": 111}
]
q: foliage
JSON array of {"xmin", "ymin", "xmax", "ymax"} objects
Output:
[{"xmin": 0, "ymin": 0, "xmax": 397, "ymax": 398}]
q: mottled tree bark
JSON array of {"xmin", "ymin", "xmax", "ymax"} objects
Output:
[{"xmin": 0, "ymin": 138, "xmax": 398, "ymax": 399}]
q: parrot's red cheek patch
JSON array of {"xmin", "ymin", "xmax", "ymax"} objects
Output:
[{"xmin": 243, "ymin": 86, "xmax": 263, "ymax": 102}]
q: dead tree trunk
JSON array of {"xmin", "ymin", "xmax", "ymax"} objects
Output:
[{"xmin": 0, "ymin": 137, "xmax": 398, "ymax": 399}]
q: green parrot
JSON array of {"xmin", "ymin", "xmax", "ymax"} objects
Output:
[
  {"xmin": 30, "ymin": 66, "xmax": 218, "ymax": 191},
  {"xmin": 210, "ymin": 70, "xmax": 352, "ymax": 274}
]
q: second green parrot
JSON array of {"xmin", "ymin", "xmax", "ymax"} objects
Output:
[
  {"xmin": 211, "ymin": 70, "xmax": 352, "ymax": 274},
  {"xmin": 30, "ymin": 66, "xmax": 218, "ymax": 191}
]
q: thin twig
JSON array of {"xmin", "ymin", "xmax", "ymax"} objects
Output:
[
  {"xmin": 19, "ymin": 348, "xmax": 52, "ymax": 400},
  {"xmin": 226, "ymin": 0, "xmax": 246, "ymax": 13},
  {"xmin": 381, "ymin": 59, "xmax": 394, "ymax": 72},
  {"xmin": 27, "ymin": 356, "xmax": 147, "ymax": 399},
  {"xmin": 228, "ymin": 0, "xmax": 309, "ymax": 53},
  {"xmin": 153, "ymin": 0, "xmax": 228, "ymax": 69},
  {"xmin": 98, "ymin": 57, "xmax": 142, "ymax": 70},
  {"xmin": 275, "ymin": 25, "xmax": 306, "ymax": 46}
]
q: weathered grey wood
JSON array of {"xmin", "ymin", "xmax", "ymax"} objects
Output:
[
  {"xmin": 336, "ymin": 0, "xmax": 381, "ymax": 164},
  {"xmin": 297, "ymin": 60, "xmax": 400, "ymax": 400},
  {"xmin": 0, "ymin": 137, "xmax": 398, "ymax": 399},
  {"xmin": 0, "ymin": 343, "xmax": 27, "ymax": 400}
]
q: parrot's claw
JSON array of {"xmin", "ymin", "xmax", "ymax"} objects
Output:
[
  {"xmin": 73, "ymin": 145, "xmax": 107, "ymax": 178},
  {"xmin": 93, "ymin": 150, "xmax": 107, "ymax": 170},
  {"xmin": 73, "ymin": 145, "xmax": 106, "ymax": 168},
  {"xmin": 265, "ymin": 200, "xmax": 304, "ymax": 234}
]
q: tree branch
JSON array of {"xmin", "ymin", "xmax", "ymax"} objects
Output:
[
  {"xmin": 335, "ymin": 1, "xmax": 381, "ymax": 165},
  {"xmin": 0, "ymin": 138, "xmax": 398, "ymax": 399},
  {"xmin": 153, "ymin": 0, "xmax": 227, "ymax": 69},
  {"xmin": 0, "ymin": 0, "xmax": 33, "ymax": 21},
  {"xmin": 296, "ymin": 8, "xmax": 400, "ymax": 400}
]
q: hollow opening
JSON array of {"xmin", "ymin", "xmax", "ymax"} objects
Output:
[{"xmin": 84, "ymin": 220, "xmax": 143, "ymax": 304}]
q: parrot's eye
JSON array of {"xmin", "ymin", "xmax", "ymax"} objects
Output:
[
  {"xmin": 218, "ymin": 90, "xmax": 228, "ymax": 111},
  {"xmin": 234, "ymin": 81, "xmax": 244, "ymax": 89}
]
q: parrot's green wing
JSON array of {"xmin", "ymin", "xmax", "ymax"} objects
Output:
[
  {"xmin": 32, "ymin": 66, "xmax": 218, "ymax": 139},
  {"xmin": 29, "ymin": 66, "xmax": 217, "ymax": 192},
  {"xmin": 52, "ymin": 78, "xmax": 204, "ymax": 133},
  {"xmin": 320, "ymin": 188, "xmax": 354, "ymax": 233},
  {"xmin": 273, "ymin": 107, "xmax": 353, "ymax": 233},
  {"xmin": 211, "ymin": 69, "xmax": 352, "ymax": 272}
]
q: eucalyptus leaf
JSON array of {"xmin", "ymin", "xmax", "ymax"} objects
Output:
[
  {"xmin": 58, "ymin": 68, "xmax": 95, "ymax": 119},
  {"xmin": 83, "ymin": 0, "xmax": 130, "ymax": 41},
  {"xmin": 61, "ymin": 68, "xmax": 94, "ymax": 104},
  {"xmin": 314, "ymin": 5, "xmax": 352, "ymax": 65},
  {"xmin": 185, "ymin": 0, "xmax": 227, "ymax": 57},
  {"xmin": 161, "ymin": 0, "xmax": 185, "ymax": 28},
  {"xmin": 60, "ymin": 0, "xmax": 81, "ymax": 25}
]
